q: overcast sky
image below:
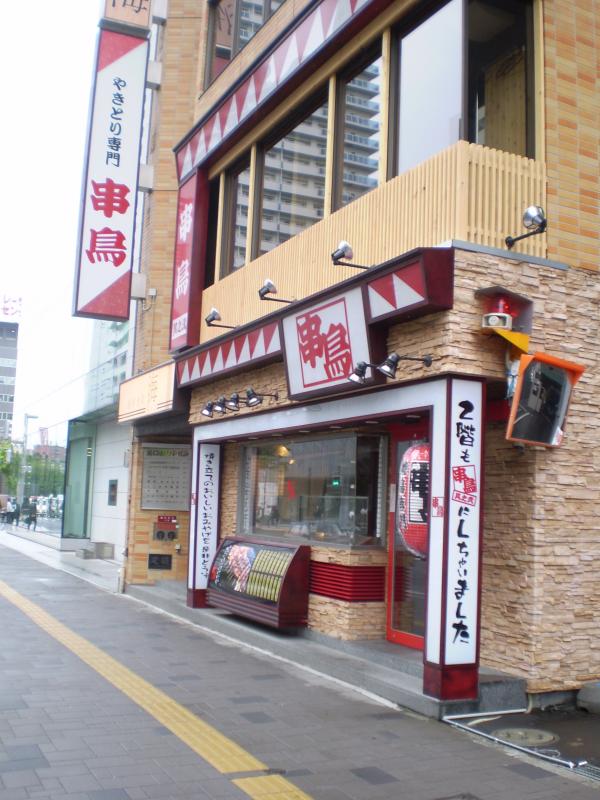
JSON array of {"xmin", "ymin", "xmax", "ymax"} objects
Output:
[{"xmin": 2, "ymin": 2, "xmax": 103, "ymax": 442}]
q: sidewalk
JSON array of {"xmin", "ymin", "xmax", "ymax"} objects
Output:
[
  {"xmin": 1, "ymin": 525, "xmax": 599, "ymax": 788},
  {"xmin": 0, "ymin": 524, "xmax": 122, "ymax": 593},
  {"xmin": 0, "ymin": 543, "xmax": 599, "ymax": 800}
]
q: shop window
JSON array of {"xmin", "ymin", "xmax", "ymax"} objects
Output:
[
  {"xmin": 207, "ymin": 0, "xmax": 284, "ymax": 86},
  {"xmin": 258, "ymin": 99, "xmax": 328, "ymax": 256},
  {"xmin": 335, "ymin": 49, "xmax": 382, "ymax": 209},
  {"xmin": 239, "ymin": 434, "xmax": 386, "ymax": 546}
]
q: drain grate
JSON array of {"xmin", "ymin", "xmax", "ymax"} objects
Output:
[
  {"xmin": 491, "ymin": 727, "xmax": 558, "ymax": 746},
  {"xmin": 574, "ymin": 763, "xmax": 600, "ymax": 783}
]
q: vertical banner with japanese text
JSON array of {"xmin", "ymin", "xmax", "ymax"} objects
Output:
[
  {"xmin": 169, "ymin": 172, "xmax": 208, "ymax": 352},
  {"xmin": 444, "ymin": 379, "xmax": 483, "ymax": 665},
  {"xmin": 74, "ymin": 27, "xmax": 148, "ymax": 320},
  {"xmin": 188, "ymin": 442, "xmax": 221, "ymax": 604}
]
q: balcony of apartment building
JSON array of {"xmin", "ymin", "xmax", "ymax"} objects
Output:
[{"xmin": 197, "ymin": 0, "xmax": 545, "ymax": 338}]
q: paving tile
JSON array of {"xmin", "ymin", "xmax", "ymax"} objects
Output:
[
  {"xmin": 238, "ymin": 711, "xmax": 274, "ymax": 723},
  {"xmin": 350, "ymin": 766, "xmax": 399, "ymax": 785}
]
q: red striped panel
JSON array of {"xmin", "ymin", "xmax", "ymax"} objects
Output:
[{"xmin": 309, "ymin": 562, "xmax": 385, "ymax": 602}]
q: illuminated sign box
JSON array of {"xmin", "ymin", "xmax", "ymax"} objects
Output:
[{"xmin": 506, "ymin": 353, "xmax": 585, "ymax": 447}]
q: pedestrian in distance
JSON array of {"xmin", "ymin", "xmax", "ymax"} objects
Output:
[
  {"xmin": 13, "ymin": 501, "xmax": 20, "ymax": 526},
  {"xmin": 5, "ymin": 498, "xmax": 14, "ymax": 525}
]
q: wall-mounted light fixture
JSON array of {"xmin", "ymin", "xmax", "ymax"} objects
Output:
[
  {"xmin": 225, "ymin": 392, "xmax": 241, "ymax": 411},
  {"xmin": 246, "ymin": 388, "xmax": 279, "ymax": 407},
  {"xmin": 213, "ymin": 396, "xmax": 228, "ymax": 414},
  {"xmin": 505, "ymin": 206, "xmax": 547, "ymax": 249},
  {"xmin": 205, "ymin": 307, "xmax": 236, "ymax": 329},
  {"xmin": 331, "ymin": 240, "xmax": 369, "ymax": 270},
  {"xmin": 258, "ymin": 279, "xmax": 293, "ymax": 304},
  {"xmin": 348, "ymin": 353, "xmax": 433, "ymax": 385},
  {"xmin": 201, "ymin": 401, "xmax": 214, "ymax": 418},
  {"xmin": 200, "ymin": 388, "xmax": 281, "ymax": 419}
]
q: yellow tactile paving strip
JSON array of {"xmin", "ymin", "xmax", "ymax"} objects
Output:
[{"xmin": 0, "ymin": 579, "xmax": 313, "ymax": 800}]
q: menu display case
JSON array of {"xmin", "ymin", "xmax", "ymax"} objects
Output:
[{"xmin": 207, "ymin": 538, "xmax": 310, "ymax": 628}]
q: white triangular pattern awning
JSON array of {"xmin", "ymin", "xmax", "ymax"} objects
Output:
[
  {"xmin": 237, "ymin": 336, "xmax": 251, "ymax": 364},
  {"xmin": 303, "ymin": 11, "xmax": 325, "ymax": 60},
  {"xmin": 393, "ymin": 273, "xmax": 425, "ymax": 308},
  {"xmin": 368, "ymin": 286, "xmax": 396, "ymax": 318},
  {"xmin": 212, "ymin": 348, "xmax": 225, "ymax": 373},
  {"xmin": 189, "ymin": 357, "xmax": 201, "ymax": 382},
  {"xmin": 267, "ymin": 327, "xmax": 281, "ymax": 353},
  {"xmin": 240, "ymin": 77, "xmax": 257, "ymax": 122},
  {"xmin": 181, "ymin": 146, "xmax": 193, "ymax": 178},
  {"xmin": 208, "ymin": 116, "xmax": 222, "ymax": 153},
  {"xmin": 252, "ymin": 330, "xmax": 266, "ymax": 359},
  {"xmin": 223, "ymin": 98, "xmax": 239, "ymax": 136},
  {"xmin": 327, "ymin": 0, "xmax": 352, "ymax": 37},
  {"xmin": 259, "ymin": 56, "xmax": 278, "ymax": 103},
  {"xmin": 194, "ymin": 130, "xmax": 207, "ymax": 167},
  {"xmin": 225, "ymin": 344, "xmax": 239, "ymax": 369},
  {"xmin": 180, "ymin": 361, "xmax": 191, "ymax": 385},
  {"xmin": 279, "ymin": 36, "xmax": 300, "ymax": 82},
  {"xmin": 201, "ymin": 354, "xmax": 213, "ymax": 376}
]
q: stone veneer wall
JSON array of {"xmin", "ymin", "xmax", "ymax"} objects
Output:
[{"xmin": 188, "ymin": 248, "xmax": 600, "ymax": 691}]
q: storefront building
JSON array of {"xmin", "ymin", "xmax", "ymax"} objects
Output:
[{"xmin": 119, "ymin": 0, "xmax": 599, "ymax": 704}]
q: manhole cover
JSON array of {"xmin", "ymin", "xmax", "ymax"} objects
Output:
[{"xmin": 492, "ymin": 727, "xmax": 558, "ymax": 746}]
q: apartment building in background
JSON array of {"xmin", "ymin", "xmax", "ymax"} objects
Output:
[{"xmin": 112, "ymin": 0, "xmax": 599, "ymax": 712}]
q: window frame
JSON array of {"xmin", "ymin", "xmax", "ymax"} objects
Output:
[{"xmin": 220, "ymin": 155, "xmax": 252, "ymax": 278}]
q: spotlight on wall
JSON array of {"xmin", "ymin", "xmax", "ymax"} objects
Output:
[
  {"xmin": 331, "ymin": 240, "xmax": 369, "ymax": 270},
  {"xmin": 348, "ymin": 354, "xmax": 433, "ymax": 384},
  {"xmin": 505, "ymin": 206, "xmax": 547, "ymax": 249},
  {"xmin": 213, "ymin": 396, "xmax": 228, "ymax": 414},
  {"xmin": 225, "ymin": 392, "xmax": 241, "ymax": 411},
  {"xmin": 205, "ymin": 307, "xmax": 236, "ymax": 328},
  {"xmin": 258, "ymin": 279, "xmax": 293, "ymax": 303},
  {"xmin": 201, "ymin": 401, "xmax": 214, "ymax": 418},
  {"xmin": 246, "ymin": 388, "xmax": 279, "ymax": 407}
]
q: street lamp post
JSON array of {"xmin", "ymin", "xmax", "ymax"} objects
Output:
[{"xmin": 16, "ymin": 413, "xmax": 38, "ymax": 504}]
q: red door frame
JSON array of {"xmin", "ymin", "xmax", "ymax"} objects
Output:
[{"xmin": 386, "ymin": 418, "xmax": 430, "ymax": 649}]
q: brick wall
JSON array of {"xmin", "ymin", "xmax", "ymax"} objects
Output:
[
  {"xmin": 187, "ymin": 247, "xmax": 600, "ymax": 690},
  {"xmin": 135, "ymin": 1, "xmax": 205, "ymax": 373},
  {"xmin": 544, "ymin": 1, "xmax": 600, "ymax": 272},
  {"xmin": 125, "ymin": 440, "xmax": 190, "ymax": 585}
]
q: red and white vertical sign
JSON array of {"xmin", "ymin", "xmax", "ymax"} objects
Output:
[
  {"xmin": 74, "ymin": 28, "xmax": 148, "ymax": 320},
  {"xmin": 169, "ymin": 172, "xmax": 207, "ymax": 352},
  {"xmin": 444, "ymin": 379, "xmax": 483, "ymax": 666}
]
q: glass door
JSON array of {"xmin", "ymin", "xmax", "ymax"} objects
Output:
[{"xmin": 386, "ymin": 419, "xmax": 430, "ymax": 648}]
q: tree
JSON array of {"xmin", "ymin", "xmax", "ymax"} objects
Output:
[{"xmin": 0, "ymin": 440, "xmax": 21, "ymax": 495}]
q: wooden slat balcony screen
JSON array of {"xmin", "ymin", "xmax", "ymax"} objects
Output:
[{"xmin": 200, "ymin": 141, "xmax": 546, "ymax": 342}]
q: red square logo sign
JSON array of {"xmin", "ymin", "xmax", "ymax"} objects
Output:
[
  {"xmin": 451, "ymin": 465, "xmax": 478, "ymax": 507},
  {"xmin": 296, "ymin": 298, "xmax": 354, "ymax": 389}
]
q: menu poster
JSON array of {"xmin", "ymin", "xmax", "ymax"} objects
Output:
[
  {"xmin": 141, "ymin": 444, "xmax": 192, "ymax": 510},
  {"xmin": 209, "ymin": 541, "xmax": 294, "ymax": 605}
]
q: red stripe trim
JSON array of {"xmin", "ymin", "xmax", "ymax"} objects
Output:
[{"xmin": 309, "ymin": 562, "xmax": 385, "ymax": 602}]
